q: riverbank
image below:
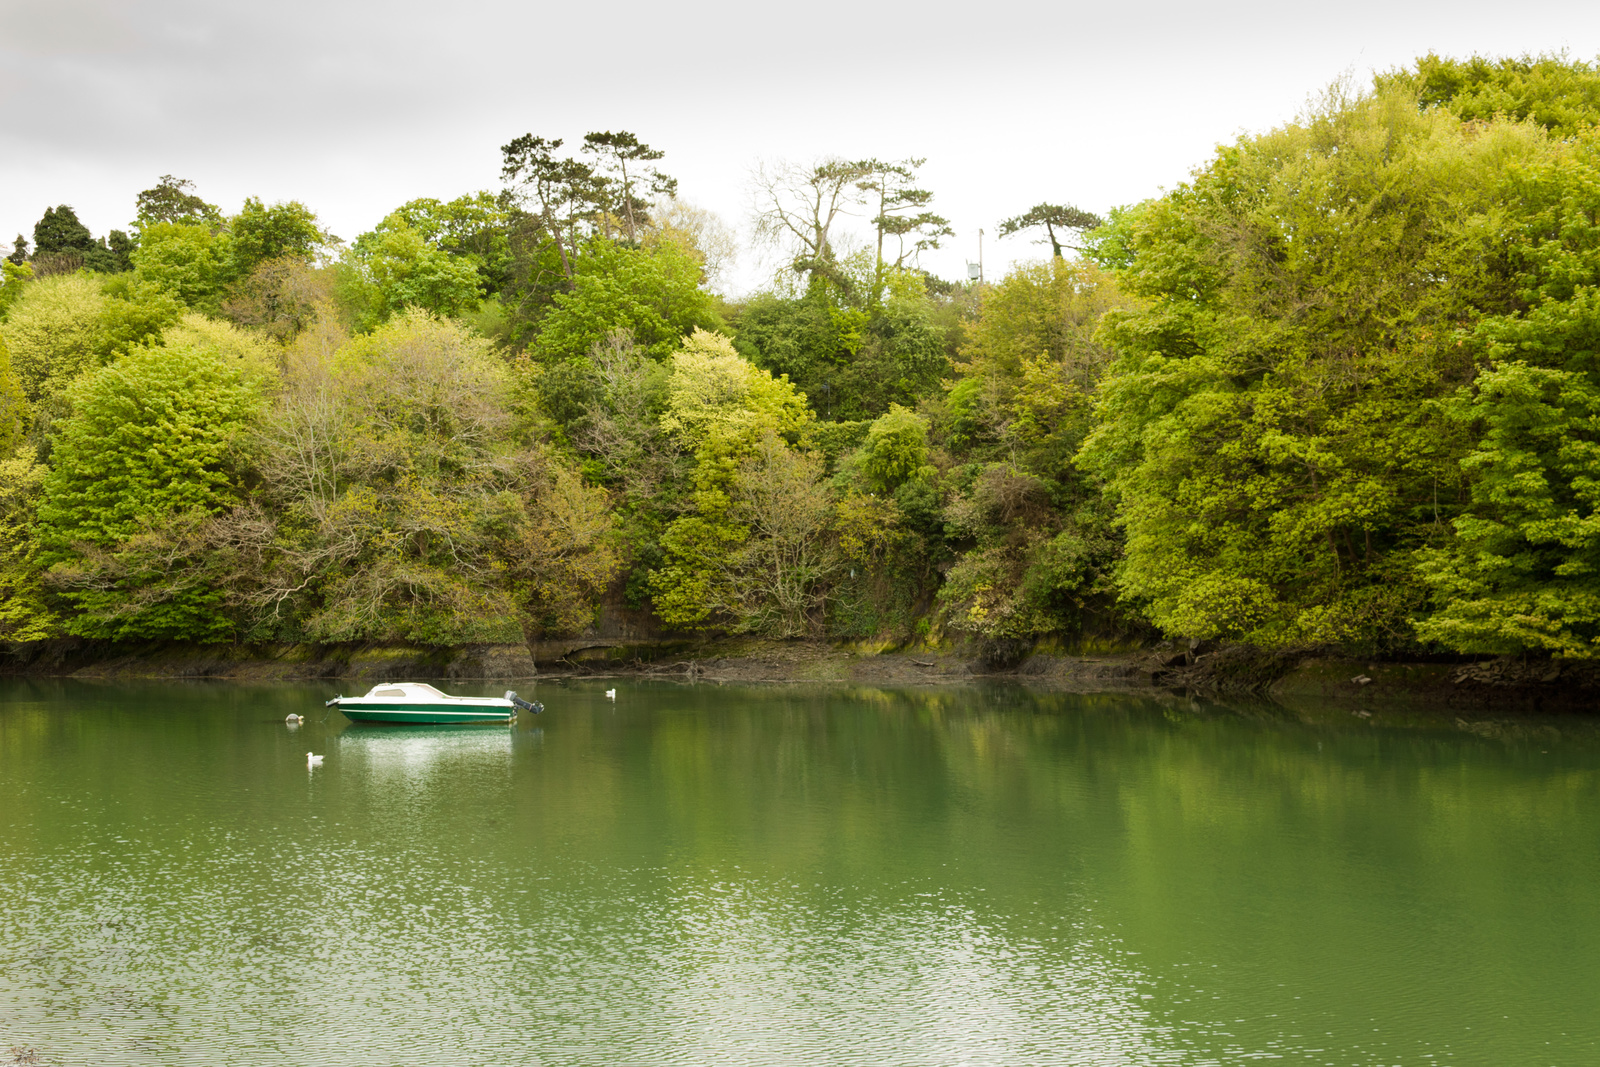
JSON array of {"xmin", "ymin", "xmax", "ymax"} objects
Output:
[{"xmin": 4, "ymin": 636, "xmax": 1598, "ymax": 713}]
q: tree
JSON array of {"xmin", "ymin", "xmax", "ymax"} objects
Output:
[
  {"xmin": 229, "ymin": 197, "xmax": 332, "ymax": 275},
  {"xmin": 1406, "ymin": 121, "xmax": 1600, "ymax": 656},
  {"xmin": 500, "ymin": 135, "xmax": 606, "ymax": 280},
  {"xmin": 861, "ymin": 404, "xmax": 930, "ymax": 494},
  {"xmin": 130, "ymin": 221, "xmax": 234, "ymax": 311},
  {"xmin": 997, "ymin": 203, "xmax": 1104, "ymax": 259},
  {"xmin": 134, "ymin": 175, "xmax": 222, "ymax": 230},
  {"xmin": 32, "ymin": 205, "xmax": 96, "ymax": 257},
  {"xmin": 641, "ymin": 199, "xmax": 737, "ymax": 289},
  {"xmin": 954, "ymin": 257, "xmax": 1122, "ymax": 443},
  {"xmin": 0, "ymin": 448, "xmax": 57, "ymax": 641},
  {"xmin": 0, "ymin": 260, "xmax": 31, "ymax": 320},
  {"xmin": 1414, "ymin": 363, "xmax": 1600, "ymax": 655},
  {"xmin": 563, "ymin": 330, "xmax": 680, "ymax": 503},
  {"xmin": 731, "ymin": 289, "xmax": 848, "ymax": 404},
  {"xmin": 750, "ymin": 157, "xmax": 872, "ymax": 294},
  {"xmin": 856, "ymin": 157, "xmax": 953, "ymax": 283},
  {"xmin": 341, "ymin": 223, "xmax": 484, "ymax": 328},
  {"xmin": 27, "ymin": 206, "xmax": 133, "ymax": 275},
  {"xmin": 498, "ymin": 453, "xmax": 620, "ymax": 640},
  {"xmin": 6, "ymin": 235, "xmax": 27, "ymax": 265},
  {"xmin": 649, "ymin": 330, "xmax": 815, "ymax": 628},
  {"xmin": 1382, "ymin": 52, "xmax": 1600, "ymax": 137},
  {"xmin": 0, "ymin": 336, "xmax": 25, "ymax": 456},
  {"xmin": 529, "ymin": 238, "xmax": 724, "ymax": 363},
  {"xmin": 723, "ymin": 434, "xmax": 838, "ymax": 636},
  {"xmin": 1078, "ymin": 83, "xmax": 1548, "ymax": 648},
  {"xmin": 376, "ymin": 193, "xmax": 512, "ymax": 291},
  {"xmin": 581, "ymin": 130, "xmax": 677, "ymax": 243},
  {"xmin": 222, "ymin": 255, "xmax": 337, "ymax": 341},
  {"xmin": 0, "ymin": 274, "xmax": 111, "ymax": 405},
  {"xmin": 924, "ymin": 256, "xmax": 1132, "ymax": 647},
  {"xmin": 36, "ymin": 341, "xmax": 265, "ymax": 639},
  {"xmin": 98, "ymin": 230, "xmax": 135, "ymax": 273},
  {"xmin": 248, "ymin": 311, "xmax": 525, "ymax": 644}
]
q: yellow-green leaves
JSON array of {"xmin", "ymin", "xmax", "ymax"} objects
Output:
[
  {"xmin": 0, "ymin": 334, "xmax": 25, "ymax": 456},
  {"xmin": 1080, "ymin": 81, "xmax": 1553, "ymax": 648},
  {"xmin": 0, "ymin": 274, "xmax": 109, "ymax": 404},
  {"xmin": 0, "ymin": 448, "xmax": 56, "ymax": 641},
  {"xmin": 1415, "ymin": 362, "xmax": 1600, "ymax": 656},
  {"xmin": 33, "ymin": 339, "xmax": 265, "ymax": 640},
  {"xmin": 651, "ymin": 331, "xmax": 835, "ymax": 631},
  {"xmin": 660, "ymin": 328, "xmax": 811, "ymax": 451},
  {"xmin": 39, "ymin": 342, "xmax": 264, "ymax": 555}
]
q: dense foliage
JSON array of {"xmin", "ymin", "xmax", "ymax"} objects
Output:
[{"xmin": 8, "ymin": 59, "xmax": 1600, "ymax": 659}]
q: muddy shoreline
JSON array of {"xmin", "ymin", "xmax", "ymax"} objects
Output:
[{"xmin": 4, "ymin": 636, "xmax": 1598, "ymax": 715}]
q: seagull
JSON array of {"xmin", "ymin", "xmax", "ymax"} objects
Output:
[
  {"xmin": 307, "ymin": 752, "xmax": 324, "ymax": 766},
  {"xmin": 285, "ymin": 714, "xmax": 303, "ymax": 725},
  {"xmin": 605, "ymin": 689, "xmax": 616, "ymax": 699}
]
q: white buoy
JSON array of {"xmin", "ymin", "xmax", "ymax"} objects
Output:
[
  {"xmin": 605, "ymin": 689, "xmax": 616, "ymax": 699},
  {"xmin": 286, "ymin": 714, "xmax": 303, "ymax": 725},
  {"xmin": 307, "ymin": 752, "xmax": 324, "ymax": 766}
]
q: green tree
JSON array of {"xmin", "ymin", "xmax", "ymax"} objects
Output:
[
  {"xmin": 36, "ymin": 341, "xmax": 265, "ymax": 639},
  {"xmin": 1414, "ymin": 363, "xmax": 1600, "ymax": 655},
  {"xmin": 734, "ymin": 261, "xmax": 952, "ymax": 421},
  {"xmin": 0, "ymin": 448, "xmax": 57, "ymax": 640},
  {"xmin": 649, "ymin": 329, "xmax": 815, "ymax": 628},
  {"xmin": 1079, "ymin": 84, "xmax": 1548, "ymax": 648},
  {"xmin": 997, "ymin": 203, "xmax": 1104, "ymax": 259},
  {"xmin": 497, "ymin": 453, "xmax": 620, "ymax": 640},
  {"xmin": 249, "ymin": 310, "xmax": 528, "ymax": 644},
  {"xmin": 856, "ymin": 157, "xmax": 953, "ymax": 287},
  {"xmin": 342, "ymin": 223, "xmax": 484, "ymax": 328},
  {"xmin": 0, "ymin": 274, "xmax": 111, "ymax": 404},
  {"xmin": 1408, "ymin": 127, "xmax": 1600, "ymax": 655},
  {"xmin": 0, "ymin": 260, "xmax": 31, "ymax": 319},
  {"xmin": 530, "ymin": 238, "xmax": 724, "ymax": 363},
  {"xmin": 32, "ymin": 205, "xmax": 95, "ymax": 257},
  {"xmin": 229, "ymin": 197, "xmax": 331, "ymax": 275},
  {"xmin": 955, "ymin": 257, "xmax": 1123, "ymax": 444},
  {"xmin": 860, "ymin": 404, "xmax": 930, "ymax": 493},
  {"xmin": 500, "ymin": 135, "xmax": 606, "ymax": 281},
  {"xmin": 376, "ymin": 193, "xmax": 513, "ymax": 291},
  {"xmin": 1382, "ymin": 53, "xmax": 1600, "ymax": 137},
  {"xmin": 130, "ymin": 221, "xmax": 234, "ymax": 311},
  {"xmin": 0, "ymin": 273, "xmax": 183, "ymax": 429},
  {"xmin": 581, "ymin": 130, "xmax": 677, "ymax": 243},
  {"xmin": 0, "ymin": 335, "xmax": 26, "ymax": 455},
  {"xmin": 97, "ymin": 230, "xmax": 135, "ymax": 273},
  {"xmin": 134, "ymin": 175, "xmax": 222, "ymax": 230}
]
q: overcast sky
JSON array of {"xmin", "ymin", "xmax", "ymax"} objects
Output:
[{"xmin": 3, "ymin": 0, "xmax": 1599, "ymax": 293}]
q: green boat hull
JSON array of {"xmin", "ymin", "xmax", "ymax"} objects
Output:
[{"xmin": 338, "ymin": 705, "xmax": 514, "ymax": 725}]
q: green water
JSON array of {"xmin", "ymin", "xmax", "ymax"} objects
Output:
[{"xmin": 1, "ymin": 680, "xmax": 1598, "ymax": 1066}]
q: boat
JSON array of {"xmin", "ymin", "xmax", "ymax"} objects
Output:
[{"xmin": 324, "ymin": 683, "xmax": 542, "ymax": 724}]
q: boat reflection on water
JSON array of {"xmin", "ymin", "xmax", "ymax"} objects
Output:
[{"xmin": 335, "ymin": 723, "xmax": 519, "ymax": 782}]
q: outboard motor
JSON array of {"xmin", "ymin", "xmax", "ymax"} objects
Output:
[{"xmin": 506, "ymin": 691, "xmax": 543, "ymax": 714}]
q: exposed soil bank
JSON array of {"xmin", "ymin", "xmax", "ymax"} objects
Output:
[{"xmin": 4, "ymin": 636, "xmax": 1599, "ymax": 714}]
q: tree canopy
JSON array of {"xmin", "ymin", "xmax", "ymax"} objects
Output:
[{"xmin": 7, "ymin": 66, "xmax": 1600, "ymax": 660}]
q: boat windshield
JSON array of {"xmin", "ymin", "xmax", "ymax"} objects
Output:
[{"xmin": 364, "ymin": 683, "xmax": 449, "ymax": 699}]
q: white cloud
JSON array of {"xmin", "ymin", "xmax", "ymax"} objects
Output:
[{"xmin": 3, "ymin": 0, "xmax": 1598, "ymax": 289}]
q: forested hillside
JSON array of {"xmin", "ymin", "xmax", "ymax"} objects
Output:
[{"xmin": 6, "ymin": 55, "xmax": 1600, "ymax": 659}]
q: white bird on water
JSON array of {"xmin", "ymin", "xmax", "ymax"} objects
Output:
[
  {"xmin": 605, "ymin": 689, "xmax": 616, "ymax": 700},
  {"xmin": 307, "ymin": 752, "xmax": 324, "ymax": 766}
]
